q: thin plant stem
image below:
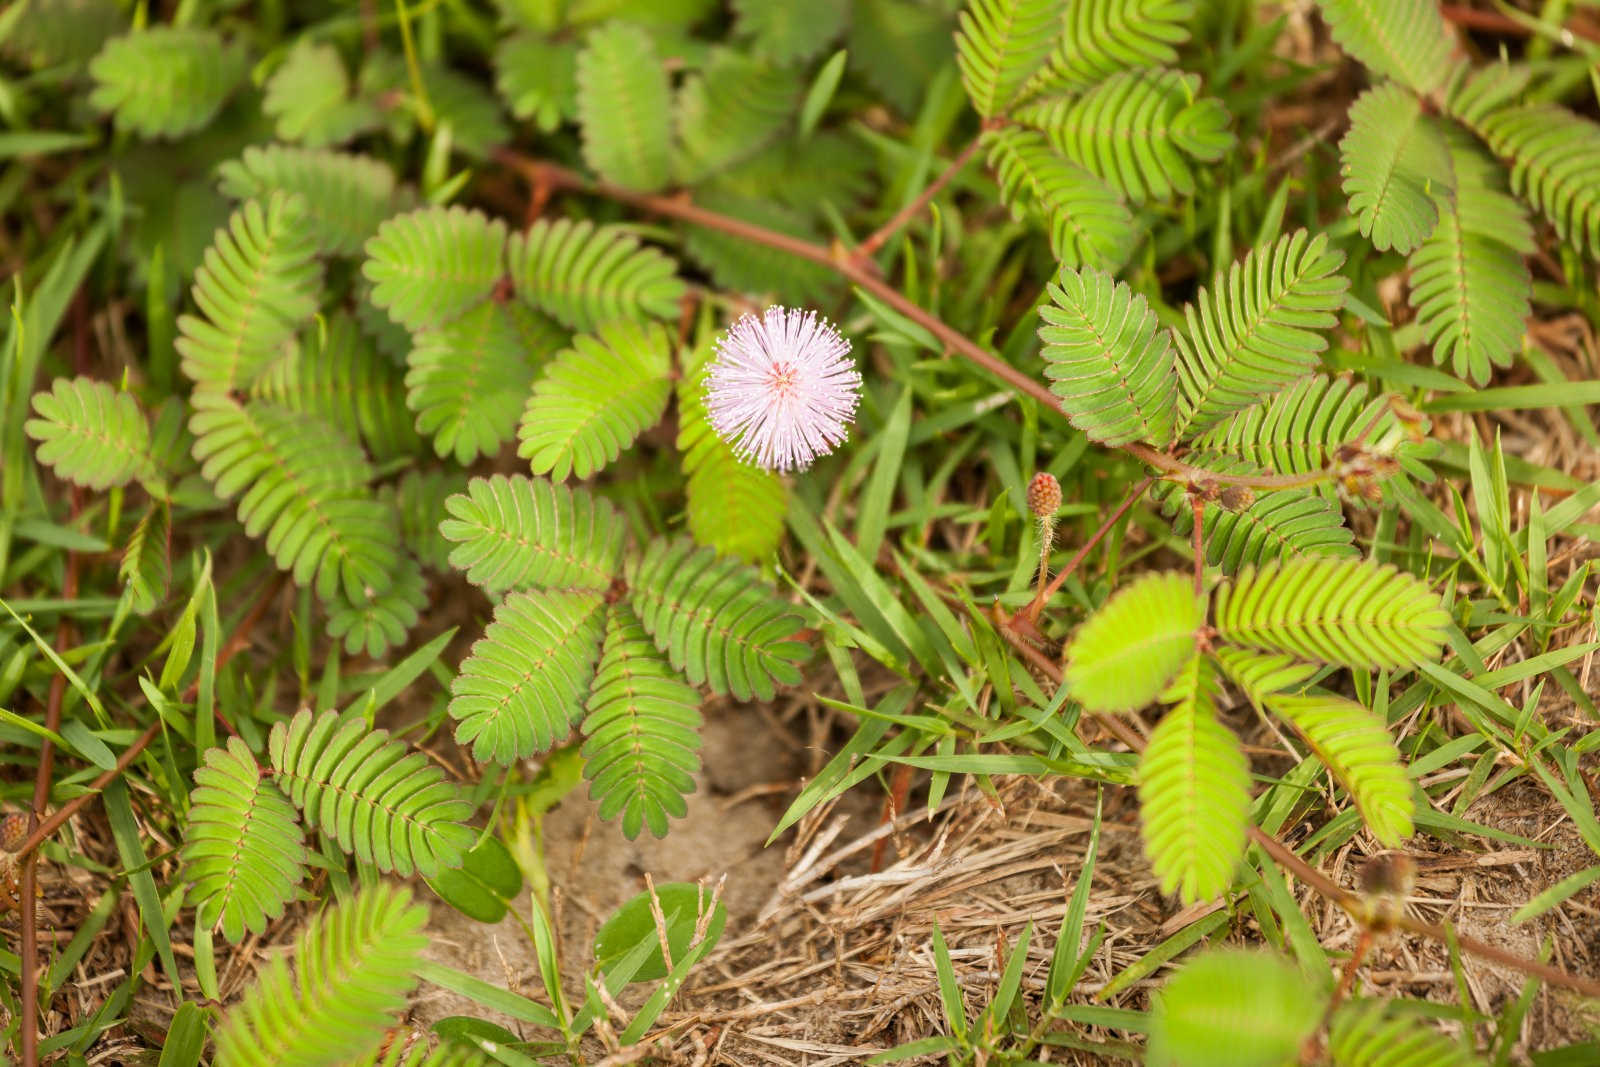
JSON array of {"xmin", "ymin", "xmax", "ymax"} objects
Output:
[
  {"xmin": 492, "ymin": 151, "xmax": 1346, "ymax": 494},
  {"xmin": 1024, "ymin": 476, "xmax": 1154, "ymax": 623},
  {"xmin": 393, "ymin": 0, "xmax": 434, "ymax": 131},
  {"xmin": 1034, "ymin": 517, "xmax": 1055, "ymax": 606},
  {"xmin": 19, "ymin": 540, "xmax": 77, "ymax": 1067},
  {"xmin": 853, "ymin": 131, "xmax": 987, "ymax": 262},
  {"xmin": 1191, "ymin": 495, "xmax": 1205, "ymax": 596}
]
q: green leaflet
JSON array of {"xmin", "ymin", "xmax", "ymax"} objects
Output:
[
  {"xmin": 439, "ymin": 474, "xmax": 626, "ymax": 594},
  {"xmin": 1316, "ymin": 0, "xmax": 1452, "ymax": 95},
  {"xmin": 211, "ymin": 884, "xmax": 428, "ymax": 1066},
  {"xmin": 1038, "ymin": 267, "xmax": 1175, "ymax": 447},
  {"xmin": 1063, "ymin": 571, "xmax": 1201, "ymax": 713},
  {"xmin": 1339, "ymin": 83, "xmax": 1453, "ymax": 254},
  {"xmin": 447, "ymin": 589, "xmax": 608, "ymax": 763},
  {"xmin": 217, "ymin": 146, "xmax": 398, "ymax": 257},
  {"xmin": 518, "ymin": 320, "xmax": 674, "ymax": 481},
  {"xmin": 1214, "ymin": 557, "xmax": 1451, "ymax": 671},
  {"xmin": 362, "ymin": 207, "xmax": 507, "ymax": 333},
  {"xmin": 180, "ymin": 738, "xmax": 306, "ymax": 944},
  {"xmin": 1407, "ymin": 137, "xmax": 1534, "ymax": 385},
  {"xmin": 269, "ymin": 707, "xmax": 475, "ymax": 876},
  {"xmin": 1268, "ymin": 692, "xmax": 1415, "ymax": 844},
  {"xmin": 1148, "ymin": 949, "xmax": 1326, "ymax": 1067},
  {"xmin": 1138, "ymin": 657, "xmax": 1250, "ymax": 903},
  {"xmin": 954, "ymin": 0, "xmax": 1061, "ymax": 118},
  {"xmin": 26, "ymin": 376, "xmax": 157, "ymax": 491},
  {"xmin": 176, "ymin": 192, "xmax": 323, "ymax": 392},
  {"xmin": 576, "ymin": 22, "xmax": 673, "ymax": 191},
  {"xmin": 627, "ymin": 538, "xmax": 808, "ymax": 701},
  {"xmin": 1173, "ymin": 230, "xmax": 1348, "ymax": 435},
  {"xmin": 581, "ymin": 603, "xmax": 704, "ymax": 839},
  {"xmin": 88, "ymin": 27, "xmax": 245, "ymax": 138}
]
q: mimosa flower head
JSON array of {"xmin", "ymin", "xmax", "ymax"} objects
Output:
[{"xmin": 704, "ymin": 306, "xmax": 861, "ymax": 473}]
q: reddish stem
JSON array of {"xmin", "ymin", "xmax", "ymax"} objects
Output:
[
  {"xmin": 1024, "ymin": 476, "xmax": 1153, "ymax": 623},
  {"xmin": 853, "ymin": 132, "xmax": 986, "ymax": 263},
  {"xmin": 491, "ymin": 151, "xmax": 1344, "ymax": 494}
]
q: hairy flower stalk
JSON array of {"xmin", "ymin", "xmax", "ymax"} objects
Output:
[
  {"xmin": 1027, "ymin": 472, "xmax": 1061, "ymax": 602},
  {"xmin": 704, "ymin": 306, "xmax": 862, "ymax": 473}
]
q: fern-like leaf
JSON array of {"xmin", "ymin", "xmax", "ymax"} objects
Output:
[
  {"xmin": 211, "ymin": 884, "xmax": 428, "ymax": 1067},
  {"xmin": 4, "ymin": 0, "xmax": 124, "ymax": 69},
  {"xmin": 1315, "ymin": 0, "xmax": 1453, "ymax": 95},
  {"xmin": 1214, "ymin": 557, "xmax": 1450, "ymax": 671},
  {"xmin": 261, "ymin": 40, "xmax": 382, "ymax": 147},
  {"xmin": 189, "ymin": 394, "xmax": 401, "ymax": 603},
  {"xmin": 448, "ymin": 589, "xmax": 608, "ymax": 763},
  {"xmin": 1407, "ymin": 139, "xmax": 1532, "ymax": 385},
  {"xmin": 217, "ymin": 146, "xmax": 397, "ymax": 258},
  {"xmin": 582, "ymin": 603, "xmax": 704, "ymax": 839},
  {"xmin": 575, "ymin": 22, "xmax": 673, "ymax": 191},
  {"xmin": 955, "ymin": 0, "xmax": 1062, "ymax": 118},
  {"xmin": 983, "ymin": 127, "xmax": 1136, "ymax": 270},
  {"xmin": 26, "ymin": 377, "xmax": 157, "ymax": 491},
  {"xmin": 495, "ymin": 34, "xmax": 577, "ymax": 132},
  {"xmin": 250, "ymin": 314, "xmax": 419, "ymax": 461},
  {"xmin": 627, "ymin": 538, "xmax": 808, "ymax": 701},
  {"xmin": 1328, "ymin": 999, "xmax": 1484, "ymax": 1067},
  {"xmin": 509, "ymin": 217, "xmax": 685, "ymax": 332},
  {"xmin": 119, "ymin": 500, "xmax": 171, "ymax": 614},
  {"xmin": 1189, "ymin": 375, "xmax": 1423, "ymax": 480},
  {"xmin": 325, "ymin": 557, "xmax": 426, "ymax": 657},
  {"xmin": 1173, "ymin": 230, "xmax": 1348, "ymax": 435},
  {"xmin": 677, "ymin": 353, "xmax": 788, "ymax": 562},
  {"xmin": 1139, "ymin": 656, "xmax": 1250, "ymax": 903},
  {"xmin": 1213, "ymin": 647, "xmax": 1320, "ymax": 706},
  {"xmin": 1339, "ymin": 83, "xmax": 1452, "ymax": 254},
  {"xmin": 733, "ymin": 0, "xmax": 849, "ymax": 64},
  {"xmin": 1169, "ymin": 485, "xmax": 1357, "ymax": 572},
  {"xmin": 363, "ymin": 207, "xmax": 508, "ymax": 332},
  {"xmin": 676, "ymin": 50, "xmax": 797, "ymax": 183},
  {"xmin": 385, "ymin": 469, "xmax": 469, "ymax": 573},
  {"xmin": 1038, "ymin": 267, "xmax": 1176, "ymax": 447},
  {"xmin": 177, "ymin": 192, "xmax": 323, "ymax": 392},
  {"xmin": 1029, "ymin": 0, "xmax": 1194, "ymax": 94},
  {"xmin": 1267, "ymin": 692, "xmax": 1414, "ymax": 844},
  {"xmin": 518, "ymin": 320, "xmax": 673, "ymax": 481},
  {"xmin": 269, "ymin": 707, "xmax": 474, "ymax": 876},
  {"xmin": 408, "ymin": 301, "xmax": 558, "ymax": 464},
  {"xmin": 181, "ymin": 738, "xmax": 307, "ymax": 944},
  {"xmin": 1063, "ymin": 571, "xmax": 1201, "ymax": 712},
  {"xmin": 439, "ymin": 474, "xmax": 625, "ymax": 594},
  {"xmin": 1015, "ymin": 69, "xmax": 1233, "ymax": 202},
  {"xmin": 88, "ymin": 27, "xmax": 245, "ymax": 138}
]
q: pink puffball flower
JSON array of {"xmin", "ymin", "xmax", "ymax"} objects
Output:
[{"xmin": 704, "ymin": 306, "xmax": 862, "ymax": 473}]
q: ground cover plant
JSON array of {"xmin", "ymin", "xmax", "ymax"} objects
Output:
[{"xmin": 1, "ymin": 0, "xmax": 1599, "ymax": 1063}]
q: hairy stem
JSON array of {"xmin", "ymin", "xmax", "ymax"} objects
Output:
[
  {"xmin": 1024, "ymin": 476, "xmax": 1153, "ymax": 623},
  {"xmin": 493, "ymin": 150, "xmax": 1341, "ymax": 493}
]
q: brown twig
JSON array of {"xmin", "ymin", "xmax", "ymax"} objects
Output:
[
  {"xmin": 852, "ymin": 131, "xmax": 987, "ymax": 264},
  {"xmin": 19, "ymin": 525, "xmax": 79, "ymax": 1067},
  {"xmin": 491, "ymin": 150, "xmax": 1344, "ymax": 494},
  {"xmin": 1440, "ymin": 3, "xmax": 1600, "ymax": 46}
]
